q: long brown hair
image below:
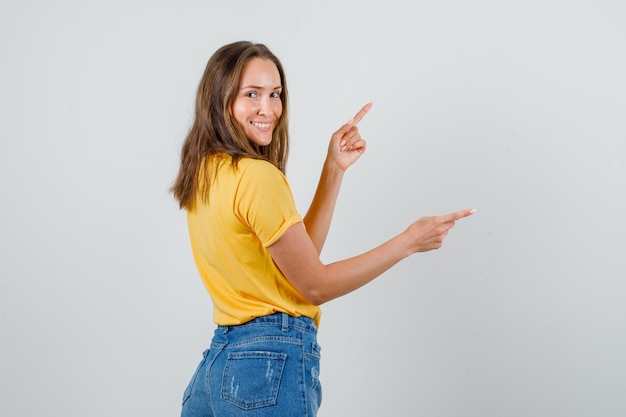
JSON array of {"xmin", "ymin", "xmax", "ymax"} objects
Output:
[{"xmin": 171, "ymin": 41, "xmax": 290, "ymax": 209}]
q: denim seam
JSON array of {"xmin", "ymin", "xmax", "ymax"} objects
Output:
[
  {"xmin": 235, "ymin": 322, "xmax": 316, "ymax": 334},
  {"xmin": 228, "ymin": 335, "xmax": 302, "ymax": 348}
]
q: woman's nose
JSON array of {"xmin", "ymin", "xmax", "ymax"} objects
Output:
[{"xmin": 258, "ymin": 96, "xmax": 271, "ymax": 115}]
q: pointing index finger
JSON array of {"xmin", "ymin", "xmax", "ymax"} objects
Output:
[
  {"xmin": 443, "ymin": 208, "xmax": 476, "ymax": 223},
  {"xmin": 347, "ymin": 102, "xmax": 373, "ymax": 126}
]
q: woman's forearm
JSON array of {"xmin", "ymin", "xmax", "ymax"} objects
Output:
[
  {"xmin": 303, "ymin": 160, "xmax": 345, "ymax": 254},
  {"xmin": 269, "ymin": 221, "xmax": 410, "ymax": 305},
  {"xmin": 304, "ymin": 103, "xmax": 371, "ymax": 253},
  {"xmin": 313, "ymin": 234, "xmax": 411, "ymax": 304}
]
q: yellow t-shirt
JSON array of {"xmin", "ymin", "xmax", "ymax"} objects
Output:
[{"xmin": 187, "ymin": 156, "xmax": 321, "ymax": 327}]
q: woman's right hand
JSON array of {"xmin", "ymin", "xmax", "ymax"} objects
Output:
[{"xmin": 402, "ymin": 209, "xmax": 476, "ymax": 254}]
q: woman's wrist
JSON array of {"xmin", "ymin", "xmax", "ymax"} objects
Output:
[{"xmin": 323, "ymin": 157, "xmax": 347, "ymax": 178}]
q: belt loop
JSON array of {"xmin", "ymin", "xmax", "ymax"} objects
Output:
[{"xmin": 281, "ymin": 312, "xmax": 289, "ymax": 332}]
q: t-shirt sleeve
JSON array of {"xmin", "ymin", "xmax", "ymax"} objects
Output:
[{"xmin": 234, "ymin": 160, "xmax": 303, "ymax": 247}]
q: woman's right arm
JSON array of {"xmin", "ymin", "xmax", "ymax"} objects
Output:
[{"xmin": 267, "ymin": 208, "xmax": 475, "ymax": 305}]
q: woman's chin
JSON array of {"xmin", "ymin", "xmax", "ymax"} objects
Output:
[{"xmin": 249, "ymin": 137, "xmax": 273, "ymax": 147}]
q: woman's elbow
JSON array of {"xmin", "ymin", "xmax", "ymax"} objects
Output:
[{"xmin": 298, "ymin": 285, "xmax": 331, "ymax": 306}]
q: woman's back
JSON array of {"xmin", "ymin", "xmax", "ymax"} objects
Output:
[{"xmin": 187, "ymin": 155, "xmax": 321, "ymax": 326}]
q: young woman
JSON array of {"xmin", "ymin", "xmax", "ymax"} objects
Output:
[{"xmin": 172, "ymin": 41, "xmax": 474, "ymax": 417}]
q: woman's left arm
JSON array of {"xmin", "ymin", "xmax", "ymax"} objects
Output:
[{"xmin": 303, "ymin": 103, "xmax": 372, "ymax": 254}]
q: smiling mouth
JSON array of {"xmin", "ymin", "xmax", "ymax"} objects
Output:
[{"xmin": 251, "ymin": 121, "xmax": 272, "ymax": 129}]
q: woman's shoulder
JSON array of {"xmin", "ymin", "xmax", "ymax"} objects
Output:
[
  {"xmin": 210, "ymin": 154, "xmax": 276, "ymax": 173},
  {"xmin": 238, "ymin": 157, "xmax": 282, "ymax": 176},
  {"xmin": 234, "ymin": 158, "xmax": 290, "ymax": 191}
]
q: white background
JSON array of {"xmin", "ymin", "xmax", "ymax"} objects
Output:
[{"xmin": 1, "ymin": 1, "xmax": 625, "ymax": 416}]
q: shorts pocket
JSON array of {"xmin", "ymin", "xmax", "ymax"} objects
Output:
[{"xmin": 220, "ymin": 351, "xmax": 287, "ymax": 410}]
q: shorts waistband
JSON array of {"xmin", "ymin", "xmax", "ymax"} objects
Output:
[{"xmin": 218, "ymin": 312, "xmax": 317, "ymax": 334}]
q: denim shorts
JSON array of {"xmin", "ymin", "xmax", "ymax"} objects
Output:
[{"xmin": 181, "ymin": 313, "xmax": 322, "ymax": 417}]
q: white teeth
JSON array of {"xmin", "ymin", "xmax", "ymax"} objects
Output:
[{"xmin": 251, "ymin": 122, "xmax": 271, "ymax": 129}]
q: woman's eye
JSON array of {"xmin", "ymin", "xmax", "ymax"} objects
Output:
[
  {"xmin": 246, "ymin": 92, "xmax": 257, "ymax": 98},
  {"xmin": 270, "ymin": 92, "xmax": 281, "ymax": 98}
]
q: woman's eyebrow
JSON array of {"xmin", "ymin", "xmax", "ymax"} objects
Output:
[{"xmin": 240, "ymin": 84, "xmax": 283, "ymax": 90}]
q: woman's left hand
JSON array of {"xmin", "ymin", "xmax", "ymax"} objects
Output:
[{"xmin": 327, "ymin": 103, "xmax": 372, "ymax": 171}]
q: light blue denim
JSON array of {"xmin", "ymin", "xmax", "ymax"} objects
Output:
[{"xmin": 181, "ymin": 313, "xmax": 322, "ymax": 417}]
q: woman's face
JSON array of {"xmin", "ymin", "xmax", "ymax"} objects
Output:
[{"xmin": 231, "ymin": 58, "xmax": 283, "ymax": 147}]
